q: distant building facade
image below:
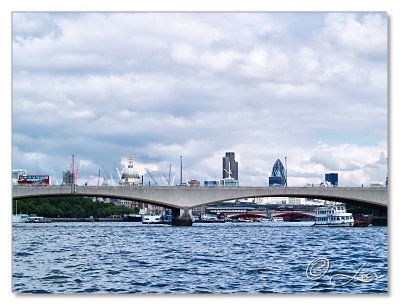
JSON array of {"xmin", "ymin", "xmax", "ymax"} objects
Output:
[
  {"xmin": 62, "ymin": 170, "xmax": 74, "ymax": 185},
  {"xmin": 269, "ymin": 159, "xmax": 286, "ymax": 187},
  {"xmin": 12, "ymin": 169, "xmax": 27, "ymax": 185},
  {"xmin": 188, "ymin": 179, "xmax": 200, "ymax": 187},
  {"xmin": 325, "ymin": 173, "xmax": 338, "ymax": 186},
  {"xmin": 204, "ymin": 180, "xmax": 219, "ymax": 187},
  {"xmin": 220, "ymin": 178, "xmax": 239, "ymax": 187}
]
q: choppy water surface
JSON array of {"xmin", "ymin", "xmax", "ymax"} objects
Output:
[{"xmin": 12, "ymin": 223, "xmax": 387, "ymax": 294}]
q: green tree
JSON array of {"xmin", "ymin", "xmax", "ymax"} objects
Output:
[{"xmin": 14, "ymin": 197, "xmax": 139, "ymax": 218}]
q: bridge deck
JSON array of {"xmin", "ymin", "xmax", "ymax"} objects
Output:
[{"xmin": 12, "ymin": 186, "xmax": 388, "ymax": 209}]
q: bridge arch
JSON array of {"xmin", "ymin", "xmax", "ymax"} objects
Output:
[
  {"xmin": 190, "ymin": 192, "xmax": 387, "ymax": 211},
  {"xmin": 13, "ymin": 186, "xmax": 388, "ymax": 212},
  {"xmin": 12, "ymin": 189, "xmax": 182, "ymax": 211}
]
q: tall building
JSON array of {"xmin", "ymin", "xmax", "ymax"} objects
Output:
[
  {"xmin": 62, "ymin": 170, "xmax": 74, "ymax": 185},
  {"xmin": 269, "ymin": 159, "xmax": 286, "ymax": 186},
  {"xmin": 222, "ymin": 152, "xmax": 238, "ymax": 180},
  {"xmin": 325, "ymin": 173, "xmax": 338, "ymax": 186}
]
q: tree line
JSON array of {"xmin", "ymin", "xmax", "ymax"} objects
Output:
[{"xmin": 13, "ymin": 197, "xmax": 139, "ymax": 218}]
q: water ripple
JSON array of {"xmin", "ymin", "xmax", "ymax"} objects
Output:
[{"xmin": 12, "ymin": 223, "xmax": 387, "ymax": 294}]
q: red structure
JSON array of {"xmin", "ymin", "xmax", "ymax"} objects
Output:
[
  {"xmin": 227, "ymin": 213, "xmax": 266, "ymax": 220},
  {"xmin": 272, "ymin": 211, "xmax": 315, "ymax": 221}
]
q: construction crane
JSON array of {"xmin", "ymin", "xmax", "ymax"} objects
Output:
[
  {"xmin": 69, "ymin": 154, "xmax": 80, "ymax": 186},
  {"xmin": 115, "ymin": 166, "xmax": 122, "ymax": 181},
  {"xmin": 162, "ymin": 163, "xmax": 173, "ymax": 186},
  {"xmin": 168, "ymin": 163, "xmax": 172, "ymax": 186},
  {"xmin": 162, "ymin": 172, "xmax": 170, "ymax": 186},
  {"xmin": 75, "ymin": 163, "xmax": 79, "ymax": 185},
  {"xmin": 110, "ymin": 173, "xmax": 115, "ymax": 186},
  {"xmin": 144, "ymin": 168, "xmax": 158, "ymax": 185}
]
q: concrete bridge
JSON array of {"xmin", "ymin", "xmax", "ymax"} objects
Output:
[{"xmin": 13, "ymin": 185, "xmax": 388, "ymax": 225}]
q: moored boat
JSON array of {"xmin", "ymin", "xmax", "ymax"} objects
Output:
[
  {"xmin": 142, "ymin": 214, "xmax": 162, "ymax": 224},
  {"xmin": 123, "ymin": 214, "xmax": 142, "ymax": 222},
  {"xmin": 13, "ymin": 214, "xmax": 30, "ymax": 223},
  {"xmin": 25, "ymin": 215, "xmax": 51, "ymax": 223},
  {"xmin": 315, "ymin": 204, "xmax": 354, "ymax": 227},
  {"xmin": 262, "ymin": 216, "xmax": 315, "ymax": 226},
  {"xmin": 195, "ymin": 214, "xmax": 225, "ymax": 223}
]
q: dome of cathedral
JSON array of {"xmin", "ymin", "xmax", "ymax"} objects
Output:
[{"xmin": 120, "ymin": 156, "xmax": 140, "ymax": 184}]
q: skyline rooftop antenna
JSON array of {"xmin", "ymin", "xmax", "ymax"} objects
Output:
[
  {"xmin": 180, "ymin": 155, "xmax": 183, "ymax": 185},
  {"xmin": 169, "ymin": 163, "xmax": 172, "ymax": 186}
]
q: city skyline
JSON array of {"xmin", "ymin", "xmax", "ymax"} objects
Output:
[{"xmin": 12, "ymin": 12, "xmax": 388, "ymax": 186}]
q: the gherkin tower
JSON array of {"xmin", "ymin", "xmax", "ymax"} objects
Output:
[{"xmin": 269, "ymin": 159, "xmax": 286, "ymax": 186}]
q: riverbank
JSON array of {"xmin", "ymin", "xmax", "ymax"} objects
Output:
[{"xmin": 49, "ymin": 217, "xmax": 124, "ymax": 222}]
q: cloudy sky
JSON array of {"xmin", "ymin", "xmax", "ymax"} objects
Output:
[{"xmin": 12, "ymin": 12, "xmax": 388, "ymax": 187}]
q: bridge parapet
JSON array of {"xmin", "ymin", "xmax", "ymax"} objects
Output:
[{"xmin": 12, "ymin": 185, "xmax": 388, "ymax": 209}]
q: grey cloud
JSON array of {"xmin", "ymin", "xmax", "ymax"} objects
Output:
[
  {"xmin": 13, "ymin": 13, "xmax": 62, "ymax": 42},
  {"xmin": 309, "ymin": 151, "xmax": 362, "ymax": 171},
  {"xmin": 12, "ymin": 13, "xmax": 387, "ymax": 186}
]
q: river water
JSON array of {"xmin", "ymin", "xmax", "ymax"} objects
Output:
[{"xmin": 12, "ymin": 222, "xmax": 388, "ymax": 294}]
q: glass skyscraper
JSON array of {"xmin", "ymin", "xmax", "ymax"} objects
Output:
[
  {"xmin": 269, "ymin": 159, "xmax": 286, "ymax": 186},
  {"xmin": 325, "ymin": 173, "xmax": 338, "ymax": 186}
]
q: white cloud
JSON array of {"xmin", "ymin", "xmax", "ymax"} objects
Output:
[
  {"xmin": 322, "ymin": 13, "xmax": 387, "ymax": 58},
  {"xmin": 13, "ymin": 13, "xmax": 62, "ymax": 41},
  {"xmin": 12, "ymin": 13, "xmax": 387, "ymax": 187}
]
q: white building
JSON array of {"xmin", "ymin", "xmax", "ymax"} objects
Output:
[
  {"xmin": 254, "ymin": 196, "xmax": 308, "ymax": 205},
  {"xmin": 12, "ymin": 169, "xmax": 27, "ymax": 185}
]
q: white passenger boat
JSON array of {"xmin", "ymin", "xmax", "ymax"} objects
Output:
[
  {"xmin": 262, "ymin": 216, "xmax": 316, "ymax": 227},
  {"xmin": 315, "ymin": 205, "xmax": 354, "ymax": 227},
  {"xmin": 13, "ymin": 214, "xmax": 30, "ymax": 223},
  {"xmin": 142, "ymin": 214, "xmax": 162, "ymax": 224},
  {"xmin": 25, "ymin": 216, "xmax": 51, "ymax": 223}
]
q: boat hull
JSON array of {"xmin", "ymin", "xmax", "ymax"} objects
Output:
[
  {"xmin": 315, "ymin": 223, "xmax": 354, "ymax": 227},
  {"xmin": 25, "ymin": 217, "xmax": 51, "ymax": 223},
  {"xmin": 262, "ymin": 221, "xmax": 316, "ymax": 227},
  {"xmin": 123, "ymin": 214, "xmax": 142, "ymax": 222}
]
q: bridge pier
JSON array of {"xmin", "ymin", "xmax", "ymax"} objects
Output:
[{"xmin": 171, "ymin": 207, "xmax": 193, "ymax": 226}]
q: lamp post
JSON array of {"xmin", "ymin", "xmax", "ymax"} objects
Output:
[
  {"xmin": 386, "ymin": 157, "xmax": 388, "ymax": 187},
  {"xmin": 180, "ymin": 155, "xmax": 183, "ymax": 186},
  {"xmin": 72, "ymin": 154, "xmax": 75, "ymax": 194}
]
